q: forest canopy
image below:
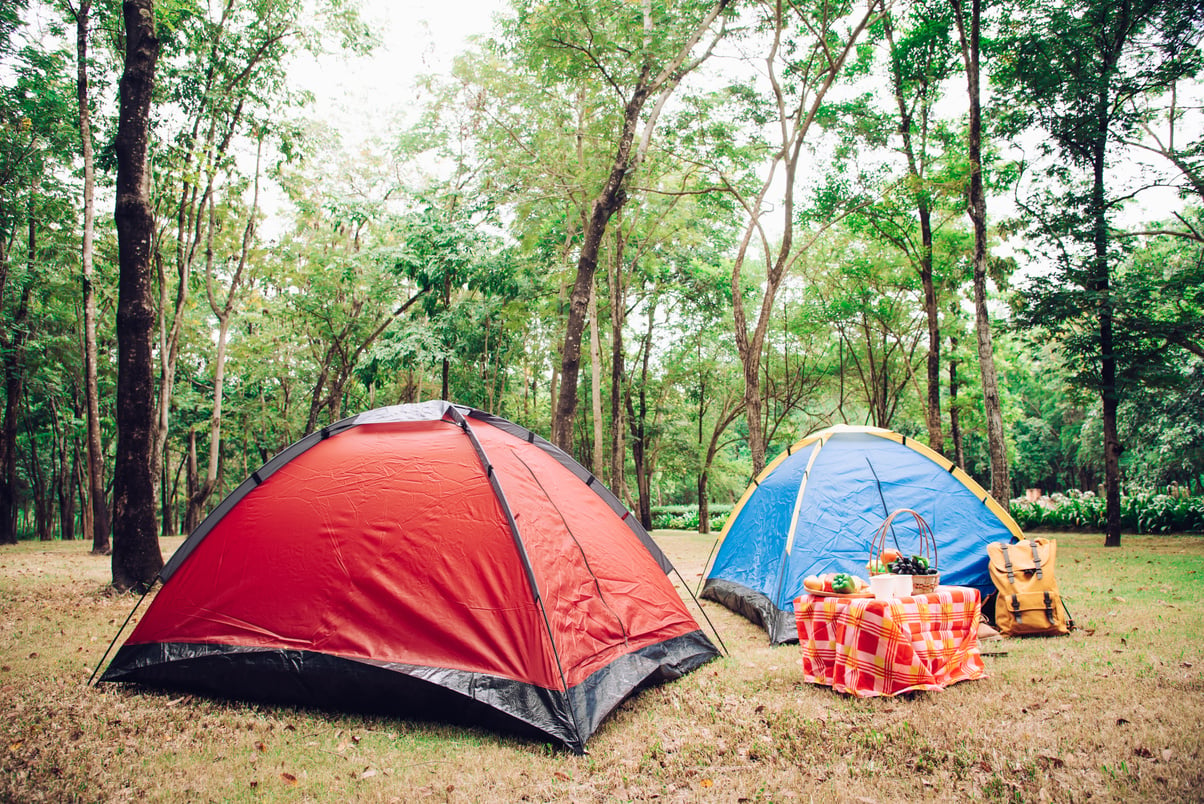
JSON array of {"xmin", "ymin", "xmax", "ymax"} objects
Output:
[{"xmin": 1, "ymin": 0, "xmax": 1201, "ymax": 583}]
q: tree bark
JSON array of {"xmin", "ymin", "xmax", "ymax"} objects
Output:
[
  {"xmin": 74, "ymin": 0, "xmax": 111, "ymax": 555},
  {"xmin": 588, "ymin": 278, "xmax": 605, "ymax": 476},
  {"xmin": 952, "ymin": 0, "xmax": 1009, "ymax": 504},
  {"xmin": 1094, "ymin": 80, "xmax": 1122, "ymax": 547},
  {"xmin": 948, "ymin": 306, "xmax": 965, "ymax": 469},
  {"xmin": 0, "ymin": 227, "xmax": 33, "ymax": 545},
  {"xmin": 607, "ymin": 228, "xmax": 628, "ymax": 498},
  {"xmin": 111, "ymin": 0, "xmax": 164, "ymax": 591}
]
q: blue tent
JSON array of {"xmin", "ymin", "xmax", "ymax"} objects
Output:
[{"xmin": 701, "ymin": 425, "xmax": 1022, "ymax": 643}]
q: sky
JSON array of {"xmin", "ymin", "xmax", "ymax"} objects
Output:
[{"xmin": 291, "ymin": 0, "xmax": 506, "ymax": 143}]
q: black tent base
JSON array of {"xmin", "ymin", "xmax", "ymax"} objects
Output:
[
  {"xmin": 98, "ymin": 631, "xmax": 718, "ymax": 754},
  {"xmin": 701, "ymin": 578, "xmax": 799, "ymax": 644},
  {"xmin": 100, "ymin": 642, "xmax": 583, "ymax": 751}
]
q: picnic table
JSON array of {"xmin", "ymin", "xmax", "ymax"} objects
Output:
[{"xmin": 794, "ymin": 586, "xmax": 986, "ymax": 697}]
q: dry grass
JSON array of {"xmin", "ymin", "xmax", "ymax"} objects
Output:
[{"xmin": 2, "ymin": 530, "xmax": 1202, "ymax": 803}]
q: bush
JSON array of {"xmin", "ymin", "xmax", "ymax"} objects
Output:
[
  {"xmin": 1010, "ymin": 490, "xmax": 1204, "ymax": 534},
  {"xmin": 650, "ymin": 504, "xmax": 733, "ymax": 533}
]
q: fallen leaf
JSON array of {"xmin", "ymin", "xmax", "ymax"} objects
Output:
[
  {"xmin": 700, "ymin": 778, "xmax": 714, "ymax": 789},
  {"xmin": 1162, "ymin": 749, "xmax": 1174, "ymax": 762},
  {"xmin": 280, "ymin": 772, "xmax": 298, "ymax": 786},
  {"xmin": 553, "ymin": 771, "xmax": 570, "ymax": 782},
  {"xmin": 254, "ymin": 741, "xmax": 267, "ymax": 752},
  {"xmin": 361, "ymin": 768, "xmax": 376, "ymax": 779},
  {"xmin": 1134, "ymin": 747, "xmax": 1153, "ymax": 758}
]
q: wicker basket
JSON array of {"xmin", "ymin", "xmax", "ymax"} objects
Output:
[{"xmin": 869, "ymin": 508, "xmax": 940, "ymax": 595}]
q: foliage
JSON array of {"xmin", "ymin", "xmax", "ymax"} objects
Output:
[
  {"xmin": 650, "ymin": 504, "xmax": 733, "ymax": 533},
  {"xmin": 3, "ymin": 0, "xmax": 1204, "ymax": 552},
  {"xmin": 1011, "ymin": 490, "xmax": 1204, "ymax": 534}
]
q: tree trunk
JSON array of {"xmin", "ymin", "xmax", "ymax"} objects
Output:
[
  {"xmin": 953, "ymin": 0, "xmax": 1009, "ymax": 504},
  {"xmin": 0, "ymin": 216, "xmax": 35, "ymax": 545},
  {"xmin": 552, "ymin": 77, "xmax": 649, "ymax": 452},
  {"xmin": 626, "ymin": 305, "xmax": 657, "ymax": 529},
  {"xmin": 608, "ymin": 230, "xmax": 627, "ymax": 500},
  {"xmin": 1094, "ymin": 83, "xmax": 1122, "ymax": 547},
  {"xmin": 111, "ymin": 0, "xmax": 164, "ymax": 591},
  {"xmin": 948, "ymin": 322, "xmax": 965, "ymax": 470},
  {"xmin": 58, "ymin": 424, "xmax": 77, "ymax": 541},
  {"xmin": 185, "ymin": 428, "xmax": 201, "ymax": 534},
  {"xmin": 186, "ymin": 146, "xmax": 260, "ymax": 527},
  {"xmin": 75, "ymin": 0, "xmax": 110, "ymax": 554},
  {"xmin": 588, "ymin": 279, "xmax": 605, "ymax": 476}
]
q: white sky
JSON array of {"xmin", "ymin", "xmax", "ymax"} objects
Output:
[{"xmin": 291, "ymin": 0, "xmax": 506, "ymax": 142}]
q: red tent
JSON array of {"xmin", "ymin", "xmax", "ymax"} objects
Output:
[{"xmin": 100, "ymin": 402, "xmax": 718, "ymax": 752}]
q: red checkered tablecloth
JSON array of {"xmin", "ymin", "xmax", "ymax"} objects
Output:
[{"xmin": 795, "ymin": 586, "xmax": 986, "ymax": 697}]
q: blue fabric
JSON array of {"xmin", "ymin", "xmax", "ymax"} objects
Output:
[{"xmin": 708, "ymin": 430, "xmax": 1015, "ymax": 613}]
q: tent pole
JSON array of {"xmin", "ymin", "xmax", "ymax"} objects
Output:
[
  {"xmin": 448, "ymin": 406, "xmax": 586, "ymax": 752},
  {"xmin": 695, "ymin": 537, "xmax": 720, "ymax": 598},
  {"xmin": 866, "ymin": 457, "xmax": 903, "ymax": 554},
  {"xmin": 87, "ymin": 580, "xmax": 156, "ymax": 686},
  {"xmin": 676, "ymin": 566, "xmax": 728, "ymax": 656}
]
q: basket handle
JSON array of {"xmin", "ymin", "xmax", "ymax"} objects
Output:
[{"xmin": 869, "ymin": 508, "xmax": 938, "ymax": 568}]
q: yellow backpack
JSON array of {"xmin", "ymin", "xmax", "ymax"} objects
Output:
[{"xmin": 986, "ymin": 538, "xmax": 1072, "ymax": 637}]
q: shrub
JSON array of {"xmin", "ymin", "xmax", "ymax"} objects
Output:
[
  {"xmin": 1010, "ymin": 491, "xmax": 1204, "ymax": 534},
  {"xmin": 650, "ymin": 505, "xmax": 733, "ymax": 533}
]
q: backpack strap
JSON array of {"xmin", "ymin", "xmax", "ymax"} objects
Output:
[
  {"xmin": 1010, "ymin": 594, "xmax": 1022, "ymax": 623},
  {"xmin": 1030, "ymin": 541, "xmax": 1044, "ymax": 580},
  {"xmin": 1002, "ymin": 547, "xmax": 1016, "ymax": 584}
]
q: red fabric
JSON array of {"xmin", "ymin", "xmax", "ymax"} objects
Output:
[
  {"xmin": 470, "ymin": 424, "xmax": 702, "ymax": 686},
  {"xmin": 127, "ymin": 416, "xmax": 699, "ymax": 692},
  {"xmin": 795, "ymin": 586, "xmax": 986, "ymax": 697}
]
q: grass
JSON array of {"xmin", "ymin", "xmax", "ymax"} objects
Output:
[{"xmin": 2, "ymin": 530, "xmax": 1203, "ymax": 803}]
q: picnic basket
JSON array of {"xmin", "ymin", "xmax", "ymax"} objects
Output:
[{"xmin": 870, "ymin": 508, "xmax": 939, "ymax": 594}]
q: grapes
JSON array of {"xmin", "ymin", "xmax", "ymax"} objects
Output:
[{"xmin": 887, "ymin": 556, "xmax": 937, "ymax": 575}]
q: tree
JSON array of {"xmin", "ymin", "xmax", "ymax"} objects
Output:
[
  {"xmin": 725, "ymin": 0, "xmax": 885, "ymax": 475},
  {"xmin": 950, "ymin": 0, "xmax": 1009, "ymax": 503},
  {"xmin": 1000, "ymin": 0, "xmax": 1204, "ymax": 545},
  {"xmin": 150, "ymin": 0, "xmax": 304, "ymax": 531},
  {"xmin": 68, "ymin": 0, "xmax": 111, "ymax": 554},
  {"xmin": 111, "ymin": 0, "xmax": 164, "ymax": 590},
  {"xmin": 825, "ymin": 0, "xmax": 960, "ymax": 452},
  {"xmin": 523, "ymin": 0, "xmax": 734, "ymax": 452},
  {"xmin": 0, "ymin": 8, "xmax": 79, "ymax": 545}
]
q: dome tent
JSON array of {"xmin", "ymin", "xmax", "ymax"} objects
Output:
[
  {"xmin": 100, "ymin": 401, "xmax": 719, "ymax": 753},
  {"xmin": 701, "ymin": 424, "xmax": 1022, "ymax": 644}
]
